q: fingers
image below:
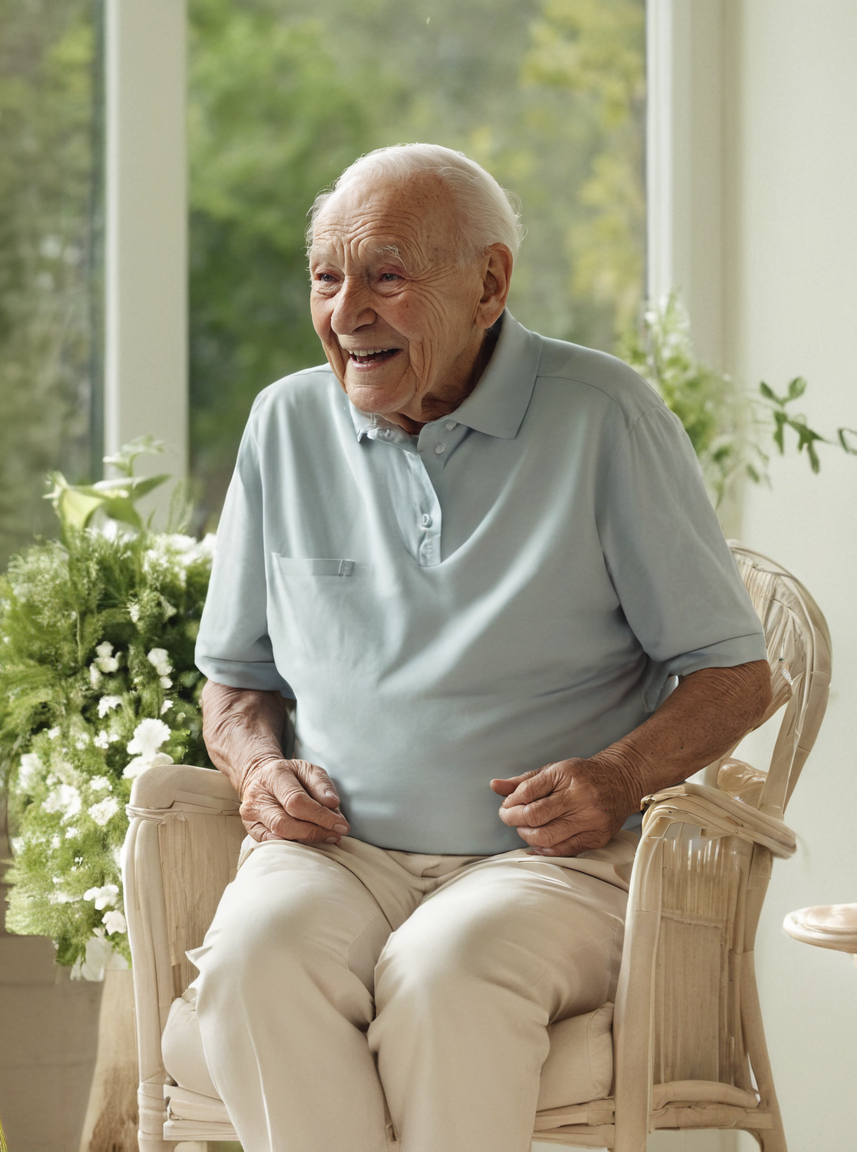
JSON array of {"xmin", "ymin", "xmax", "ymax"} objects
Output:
[
  {"xmin": 493, "ymin": 759, "xmax": 618, "ymax": 857},
  {"xmin": 291, "ymin": 758, "xmax": 343, "ymax": 810},
  {"xmin": 491, "ymin": 765, "xmax": 557, "ymax": 808},
  {"xmin": 489, "ymin": 775, "xmax": 527, "ymax": 796},
  {"xmin": 240, "ymin": 759, "xmax": 350, "ymax": 844},
  {"xmin": 515, "ymin": 817, "xmax": 613, "ymax": 857}
]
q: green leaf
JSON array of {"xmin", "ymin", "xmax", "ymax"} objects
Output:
[
  {"xmin": 102, "ymin": 435, "xmax": 165, "ymax": 478},
  {"xmin": 807, "ymin": 440, "xmax": 821, "ymax": 473},
  {"xmin": 759, "ymin": 381, "xmax": 778, "ymax": 403},
  {"xmin": 772, "ymin": 410, "xmax": 787, "ymax": 454},
  {"xmin": 838, "ymin": 427, "xmax": 857, "ymax": 455},
  {"xmin": 786, "ymin": 376, "xmax": 807, "ymax": 401}
]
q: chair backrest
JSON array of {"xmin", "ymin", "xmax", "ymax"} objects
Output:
[
  {"xmin": 708, "ymin": 544, "xmax": 832, "ymax": 818},
  {"xmin": 615, "ymin": 544, "xmax": 832, "ymax": 1123}
]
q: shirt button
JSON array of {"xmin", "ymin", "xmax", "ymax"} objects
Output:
[
  {"xmin": 445, "ymin": 421, "xmax": 456, "ymax": 431},
  {"xmin": 434, "ymin": 443, "xmax": 446, "ymax": 455},
  {"xmin": 420, "ymin": 513, "xmax": 432, "ymax": 528}
]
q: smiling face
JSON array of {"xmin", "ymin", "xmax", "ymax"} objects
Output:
[{"xmin": 309, "ymin": 171, "xmax": 511, "ymax": 430}]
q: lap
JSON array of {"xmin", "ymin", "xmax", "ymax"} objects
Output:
[
  {"xmin": 376, "ymin": 850, "xmax": 630, "ymax": 1021},
  {"xmin": 200, "ymin": 833, "xmax": 634, "ymax": 1015}
]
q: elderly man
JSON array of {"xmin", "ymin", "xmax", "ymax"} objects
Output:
[{"xmin": 192, "ymin": 144, "xmax": 770, "ymax": 1152}]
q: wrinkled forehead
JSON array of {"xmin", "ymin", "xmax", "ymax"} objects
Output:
[{"xmin": 310, "ymin": 172, "xmax": 460, "ymax": 265}]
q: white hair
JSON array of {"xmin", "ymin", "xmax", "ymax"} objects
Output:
[{"xmin": 307, "ymin": 143, "xmax": 525, "ymax": 264}]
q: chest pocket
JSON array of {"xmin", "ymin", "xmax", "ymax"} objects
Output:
[{"xmin": 267, "ymin": 555, "xmax": 377, "ymax": 683}]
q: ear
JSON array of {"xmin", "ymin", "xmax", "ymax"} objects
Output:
[{"xmin": 475, "ymin": 243, "xmax": 513, "ymax": 329}]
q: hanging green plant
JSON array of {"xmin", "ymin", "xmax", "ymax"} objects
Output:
[
  {"xmin": 0, "ymin": 439, "xmax": 215, "ymax": 976},
  {"xmin": 621, "ymin": 292, "xmax": 857, "ymax": 505}
]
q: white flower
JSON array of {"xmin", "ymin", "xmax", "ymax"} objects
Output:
[
  {"xmin": 128, "ymin": 602, "xmax": 141, "ymax": 623},
  {"xmin": 89, "ymin": 775, "xmax": 112, "ymax": 792},
  {"xmin": 160, "ymin": 698, "xmax": 173, "ymax": 715},
  {"xmin": 84, "ymin": 883, "xmax": 119, "ymax": 909},
  {"xmin": 48, "ymin": 726, "xmax": 60, "ymax": 740},
  {"xmin": 147, "ymin": 648, "xmax": 173, "ymax": 677},
  {"xmin": 90, "ymin": 797, "xmax": 120, "ymax": 826},
  {"xmin": 94, "ymin": 641, "xmax": 119, "ymax": 673},
  {"xmin": 44, "ymin": 783, "xmax": 82, "ymax": 820},
  {"xmin": 74, "ymin": 732, "xmax": 90, "ymax": 749},
  {"xmin": 98, "ymin": 695, "xmax": 123, "ymax": 718},
  {"xmin": 123, "ymin": 750, "xmax": 173, "ymax": 780},
  {"xmin": 70, "ymin": 930, "xmax": 129, "ymax": 982},
  {"xmin": 127, "ymin": 717, "xmax": 171, "ymax": 757},
  {"xmin": 17, "ymin": 752, "xmax": 44, "ymax": 789},
  {"xmin": 103, "ymin": 909, "xmax": 127, "ymax": 935},
  {"xmin": 64, "ymin": 826, "xmax": 80, "ymax": 839},
  {"xmin": 50, "ymin": 834, "xmax": 61, "ymax": 849},
  {"xmin": 94, "ymin": 730, "xmax": 111, "ymax": 749},
  {"xmin": 160, "ymin": 676, "xmax": 173, "ymax": 689},
  {"xmin": 89, "ymin": 665, "xmax": 103, "ymax": 688},
  {"xmin": 160, "ymin": 597, "xmax": 177, "ymax": 620}
]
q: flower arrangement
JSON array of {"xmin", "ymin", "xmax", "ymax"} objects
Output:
[{"xmin": 0, "ymin": 439, "xmax": 214, "ymax": 978}]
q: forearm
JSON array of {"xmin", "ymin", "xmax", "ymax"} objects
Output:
[
  {"xmin": 201, "ymin": 680, "xmax": 290, "ymax": 795},
  {"xmin": 591, "ymin": 659, "xmax": 772, "ymax": 815}
]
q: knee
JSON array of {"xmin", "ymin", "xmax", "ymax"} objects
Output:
[
  {"xmin": 196, "ymin": 886, "xmax": 316, "ymax": 997},
  {"xmin": 374, "ymin": 900, "xmax": 526, "ymax": 1017}
]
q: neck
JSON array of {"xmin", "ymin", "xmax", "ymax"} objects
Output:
[{"xmin": 386, "ymin": 327, "xmax": 499, "ymax": 434}]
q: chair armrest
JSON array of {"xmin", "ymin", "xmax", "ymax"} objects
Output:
[
  {"xmin": 128, "ymin": 762, "xmax": 240, "ymax": 814},
  {"xmin": 123, "ymin": 763, "xmax": 244, "ymax": 1098},
  {"xmin": 641, "ymin": 781, "xmax": 796, "ymax": 858}
]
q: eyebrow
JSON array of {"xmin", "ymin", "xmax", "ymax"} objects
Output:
[{"xmin": 375, "ymin": 244, "xmax": 404, "ymax": 264}]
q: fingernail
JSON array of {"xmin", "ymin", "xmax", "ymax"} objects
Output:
[
  {"xmin": 324, "ymin": 836, "xmax": 340, "ymax": 844},
  {"xmin": 333, "ymin": 823, "xmax": 349, "ymax": 834},
  {"xmin": 324, "ymin": 788, "xmax": 339, "ymax": 800}
]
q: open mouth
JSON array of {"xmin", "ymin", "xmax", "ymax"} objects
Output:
[{"xmin": 348, "ymin": 348, "xmax": 400, "ymax": 365}]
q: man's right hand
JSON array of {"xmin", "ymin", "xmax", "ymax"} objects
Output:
[
  {"xmin": 201, "ymin": 680, "xmax": 350, "ymax": 845},
  {"xmin": 239, "ymin": 757, "xmax": 351, "ymax": 844}
]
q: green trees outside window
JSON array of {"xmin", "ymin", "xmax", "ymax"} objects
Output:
[
  {"xmin": 0, "ymin": 0, "xmax": 103, "ymax": 572},
  {"xmin": 187, "ymin": 0, "xmax": 647, "ymax": 519}
]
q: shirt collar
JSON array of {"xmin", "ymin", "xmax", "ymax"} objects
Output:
[{"xmin": 348, "ymin": 312, "xmax": 542, "ymax": 443}]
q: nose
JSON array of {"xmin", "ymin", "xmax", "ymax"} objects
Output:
[{"xmin": 331, "ymin": 277, "xmax": 376, "ymax": 335}]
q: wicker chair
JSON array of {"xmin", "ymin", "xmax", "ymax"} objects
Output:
[{"xmin": 123, "ymin": 544, "xmax": 831, "ymax": 1151}]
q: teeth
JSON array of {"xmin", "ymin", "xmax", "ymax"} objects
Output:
[{"xmin": 350, "ymin": 348, "xmax": 392, "ymax": 356}]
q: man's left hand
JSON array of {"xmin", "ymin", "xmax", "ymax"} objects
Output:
[{"xmin": 490, "ymin": 758, "xmax": 637, "ymax": 857}]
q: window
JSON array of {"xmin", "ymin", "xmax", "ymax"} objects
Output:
[
  {"xmin": 187, "ymin": 0, "xmax": 646, "ymax": 521},
  {"xmin": 0, "ymin": 0, "xmax": 104, "ymax": 568}
]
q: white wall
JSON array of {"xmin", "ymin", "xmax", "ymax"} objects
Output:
[{"xmin": 720, "ymin": 1, "xmax": 857, "ymax": 1149}]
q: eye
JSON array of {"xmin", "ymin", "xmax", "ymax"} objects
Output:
[
  {"xmin": 314, "ymin": 271, "xmax": 337, "ymax": 283},
  {"xmin": 379, "ymin": 272, "xmax": 401, "ymax": 282}
]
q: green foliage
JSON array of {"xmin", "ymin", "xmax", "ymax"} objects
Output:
[
  {"xmin": 187, "ymin": 0, "xmax": 647, "ymax": 519},
  {"xmin": 46, "ymin": 436, "xmax": 171, "ymax": 532},
  {"xmin": 1, "ymin": 446, "xmax": 214, "ymax": 974},
  {"xmin": 622, "ymin": 293, "xmax": 856, "ymax": 505},
  {"xmin": 0, "ymin": 1, "xmax": 102, "ymax": 569},
  {"xmin": 522, "ymin": 0, "xmax": 646, "ymax": 335}
]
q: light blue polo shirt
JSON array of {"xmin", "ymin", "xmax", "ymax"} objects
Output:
[{"xmin": 196, "ymin": 313, "xmax": 766, "ymax": 854}]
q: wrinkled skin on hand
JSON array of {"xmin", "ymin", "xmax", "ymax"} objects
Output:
[
  {"xmin": 490, "ymin": 757, "xmax": 638, "ymax": 857},
  {"xmin": 238, "ymin": 757, "xmax": 351, "ymax": 845},
  {"xmin": 490, "ymin": 660, "xmax": 772, "ymax": 857},
  {"xmin": 201, "ymin": 681, "xmax": 351, "ymax": 845}
]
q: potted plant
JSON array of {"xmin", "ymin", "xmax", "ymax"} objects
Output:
[{"xmin": 0, "ymin": 438, "xmax": 215, "ymax": 1152}]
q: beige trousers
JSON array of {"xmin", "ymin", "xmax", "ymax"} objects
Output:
[{"xmin": 190, "ymin": 832, "xmax": 636, "ymax": 1152}]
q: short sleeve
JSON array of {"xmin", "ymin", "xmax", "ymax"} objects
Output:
[
  {"xmin": 195, "ymin": 415, "xmax": 294, "ymax": 696},
  {"xmin": 597, "ymin": 404, "xmax": 767, "ymax": 711}
]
